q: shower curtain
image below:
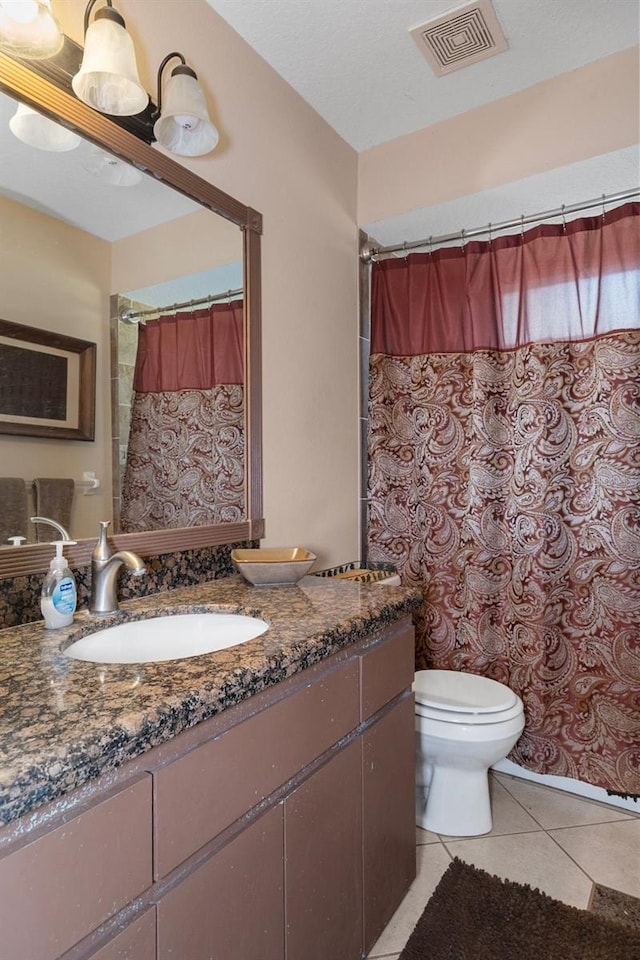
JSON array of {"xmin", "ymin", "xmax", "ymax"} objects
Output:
[
  {"xmin": 367, "ymin": 203, "xmax": 640, "ymax": 794},
  {"xmin": 121, "ymin": 301, "xmax": 245, "ymax": 531}
]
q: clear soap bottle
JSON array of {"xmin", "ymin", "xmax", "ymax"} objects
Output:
[{"xmin": 41, "ymin": 540, "xmax": 77, "ymax": 629}]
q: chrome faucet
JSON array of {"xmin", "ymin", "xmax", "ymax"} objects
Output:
[
  {"xmin": 90, "ymin": 520, "xmax": 146, "ymax": 614},
  {"xmin": 30, "ymin": 516, "xmax": 71, "ymax": 541}
]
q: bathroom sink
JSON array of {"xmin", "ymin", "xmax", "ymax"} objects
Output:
[{"xmin": 62, "ymin": 613, "xmax": 269, "ymax": 664}]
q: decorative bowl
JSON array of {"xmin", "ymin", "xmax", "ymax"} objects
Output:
[{"xmin": 231, "ymin": 547, "xmax": 316, "ymax": 586}]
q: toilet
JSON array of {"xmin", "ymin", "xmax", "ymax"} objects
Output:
[{"xmin": 414, "ymin": 669, "xmax": 525, "ymax": 837}]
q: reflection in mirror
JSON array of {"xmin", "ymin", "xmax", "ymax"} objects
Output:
[
  {"xmin": 0, "ymin": 49, "xmax": 263, "ymax": 583},
  {"xmin": 0, "ymin": 87, "xmax": 246, "ymax": 543},
  {"xmin": 114, "ymin": 258, "xmax": 245, "ymax": 533}
]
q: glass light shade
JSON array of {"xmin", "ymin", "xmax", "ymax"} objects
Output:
[
  {"xmin": 153, "ymin": 70, "xmax": 218, "ymax": 157},
  {"xmin": 82, "ymin": 146, "xmax": 142, "ymax": 186},
  {"xmin": 72, "ymin": 15, "xmax": 148, "ymax": 116},
  {"xmin": 9, "ymin": 102, "xmax": 81, "ymax": 151},
  {"xmin": 0, "ymin": 0, "xmax": 63, "ymax": 59}
]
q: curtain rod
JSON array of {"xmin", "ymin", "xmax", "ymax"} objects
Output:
[
  {"xmin": 120, "ymin": 287, "xmax": 244, "ymax": 324},
  {"xmin": 361, "ymin": 187, "xmax": 640, "ymax": 262}
]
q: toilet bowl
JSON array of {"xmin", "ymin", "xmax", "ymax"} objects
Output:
[{"xmin": 414, "ymin": 669, "xmax": 525, "ymax": 837}]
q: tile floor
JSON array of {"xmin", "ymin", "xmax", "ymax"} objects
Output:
[{"xmin": 367, "ymin": 772, "xmax": 640, "ymax": 959}]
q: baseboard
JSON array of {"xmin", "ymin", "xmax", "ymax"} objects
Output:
[{"xmin": 492, "ymin": 759, "xmax": 640, "ymax": 815}]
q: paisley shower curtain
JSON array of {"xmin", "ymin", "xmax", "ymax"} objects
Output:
[
  {"xmin": 121, "ymin": 301, "xmax": 244, "ymax": 531},
  {"xmin": 368, "ymin": 203, "xmax": 640, "ymax": 794}
]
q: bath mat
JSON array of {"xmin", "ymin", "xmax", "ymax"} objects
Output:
[
  {"xmin": 590, "ymin": 881, "xmax": 640, "ymax": 930},
  {"xmin": 398, "ymin": 858, "xmax": 640, "ymax": 960}
]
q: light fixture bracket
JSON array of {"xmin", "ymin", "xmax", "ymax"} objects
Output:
[
  {"xmin": 92, "ymin": 7, "xmax": 125, "ymax": 29},
  {"xmin": 154, "ymin": 51, "xmax": 186, "ymax": 119},
  {"xmin": 171, "ymin": 64, "xmax": 197, "ymax": 80},
  {"xmin": 82, "ymin": 0, "xmax": 122, "ymax": 35}
]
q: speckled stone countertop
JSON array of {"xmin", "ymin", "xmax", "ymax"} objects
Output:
[{"xmin": 0, "ymin": 575, "xmax": 420, "ymax": 826}]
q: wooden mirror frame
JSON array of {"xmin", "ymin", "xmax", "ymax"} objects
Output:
[{"xmin": 0, "ymin": 51, "xmax": 264, "ymax": 578}]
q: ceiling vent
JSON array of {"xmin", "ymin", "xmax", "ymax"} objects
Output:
[{"xmin": 410, "ymin": 0, "xmax": 508, "ymax": 77}]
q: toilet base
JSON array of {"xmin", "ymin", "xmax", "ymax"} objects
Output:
[{"xmin": 416, "ymin": 766, "xmax": 493, "ymax": 836}]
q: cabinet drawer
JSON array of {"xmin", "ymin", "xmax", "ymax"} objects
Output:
[
  {"xmin": 154, "ymin": 657, "xmax": 359, "ymax": 877},
  {"xmin": 361, "ymin": 621, "xmax": 415, "ymax": 720},
  {"xmin": 0, "ymin": 776, "xmax": 152, "ymax": 960}
]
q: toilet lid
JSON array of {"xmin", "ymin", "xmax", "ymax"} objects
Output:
[{"xmin": 413, "ymin": 669, "xmax": 519, "ymax": 714}]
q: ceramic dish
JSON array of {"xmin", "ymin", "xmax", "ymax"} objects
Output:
[{"xmin": 231, "ymin": 547, "xmax": 316, "ymax": 586}]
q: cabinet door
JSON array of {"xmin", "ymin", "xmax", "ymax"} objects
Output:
[
  {"xmin": 0, "ymin": 776, "xmax": 152, "ymax": 960},
  {"xmin": 82, "ymin": 908, "xmax": 156, "ymax": 960},
  {"xmin": 362, "ymin": 696, "xmax": 416, "ymax": 953},
  {"xmin": 156, "ymin": 804, "xmax": 284, "ymax": 960},
  {"xmin": 285, "ymin": 739, "xmax": 363, "ymax": 960}
]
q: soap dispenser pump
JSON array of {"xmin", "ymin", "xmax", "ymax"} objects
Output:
[{"xmin": 41, "ymin": 540, "xmax": 77, "ymax": 629}]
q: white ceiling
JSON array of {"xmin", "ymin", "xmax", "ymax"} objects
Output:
[{"xmin": 205, "ymin": 0, "xmax": 639, "ymax": 152}]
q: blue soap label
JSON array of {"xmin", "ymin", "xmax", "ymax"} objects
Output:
[{"xmin": 52, "ymin": 577, "xmax": 76, "ymax": 615}]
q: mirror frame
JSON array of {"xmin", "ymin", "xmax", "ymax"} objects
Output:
[{"xmin": 0, "ymin": 51, "xmax": 264, "ymax": 578}]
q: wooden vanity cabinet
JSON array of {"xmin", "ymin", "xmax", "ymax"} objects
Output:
[{"xmin": 0, "ymin": 617, "xmax": 415, "ymax": 960}]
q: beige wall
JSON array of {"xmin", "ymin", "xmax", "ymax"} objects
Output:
[
  {"xmin": 100, "ymin": 0, "xmax": 362, "ymax": 569},
  {"xmin": 0, "ymin": 195, "xmax": 113, "ymax": 538},
  {"xmin": 358, "ymin": 46, "xmax": 639, "ymax": 226},
  {"xmin": 111, "ymin": 208, "xmax": 242, "ymax": 293}
]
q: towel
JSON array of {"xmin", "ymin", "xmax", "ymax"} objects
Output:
[
  {"xmin": 0, "ymin": 477, "xmax": 28, "ymax": 546},
  {"xmin": 34, "ymin": 478, "xmax": 75, "ymax": 542}
]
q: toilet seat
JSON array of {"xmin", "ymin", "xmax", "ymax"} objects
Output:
[{"xmin": 414, "ymin": 669, "xmax": 523, "ymax": 725}]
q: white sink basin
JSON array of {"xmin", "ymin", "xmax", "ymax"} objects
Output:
[{"xmin": 63, "ymin": 613, "xmax": 269, "ymax": 664}]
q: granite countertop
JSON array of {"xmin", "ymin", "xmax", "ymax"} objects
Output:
[{"xmin": 0, "ymin": 575, "xmax": 421, "ymax": 826}]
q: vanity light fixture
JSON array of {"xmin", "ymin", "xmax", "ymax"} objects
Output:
[
  {"xmin": 9, "ymin": 101, "xmax": 81, "ymax": 151},
  {"xmin": 0, "ymin": 0, "xmax": 63, "ymax": 59},
  {"xmin": 72, "ymin": 0, "xmax": 148, "ymax": 117},
  {"xmin": 153, "ymin": 52, "xmax": 218, "ymax": 157}
]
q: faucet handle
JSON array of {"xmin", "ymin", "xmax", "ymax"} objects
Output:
[{"xmin": 93, "ymin": 520, "xmax": 112, "ymax": 562}]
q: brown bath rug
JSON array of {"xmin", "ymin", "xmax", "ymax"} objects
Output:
[
  {"xmin": 590, "ymin": 881, "xmax": 640, "ymax": 931},
  {"xmin": 398, "ymin": 858, "xmax": 640, "ymax": 960}
]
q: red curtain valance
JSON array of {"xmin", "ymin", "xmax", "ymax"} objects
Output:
[
  {"xmin": 371, "ymin": 202, "xmax": 639, "ymax": 355},
  {"xmin": 133, "ymin": 300, "xmax": 244, "ymax": 392}
]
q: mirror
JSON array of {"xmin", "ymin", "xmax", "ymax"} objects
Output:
[{"xmin": 0, "ymin": 50, "xmax": 263, "ymax": 579}]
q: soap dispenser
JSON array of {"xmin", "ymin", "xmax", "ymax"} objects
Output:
[{"xmin": 41, "ymin": 540, "xmax": 77, "ymax": 629}]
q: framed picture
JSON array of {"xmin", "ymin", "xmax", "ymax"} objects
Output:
[{"xmin": 0, "ymin": 319, "xmax": 96, "ymax": 441}]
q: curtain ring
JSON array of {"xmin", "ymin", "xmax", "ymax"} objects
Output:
[
  {"xmin": 488, "ymin": 222, "xmax": 492, "ymax": 245},
  {"xmin": 561, "ymin": 204, "xmax": 567, "ymax": 232},
  {"xmin": 428, "ymin": 235, "xmax": 433, "ymax": 256},
  {"xmin": 601, "ymin": 193, "xmax": 607, "ymax": 222},
  {"xmin": 461, "ymin": 228, "xmax": 466, "ymax": 247},
  {"xmin": 520, "ymin": 214, "xmax": 525, "ymax": 240}
]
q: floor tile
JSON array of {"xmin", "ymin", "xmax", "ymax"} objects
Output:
[
  {"xmin": 366, "ymin": 843, "xmax": 452, "ymax": 958},
  {"xmin": 438, "ymin": 777, "xmax": 540, "ymax": 840},
  {"xmin": 415, "ymin": 826, "xmax": 440, "ymax": 844},
  {"xmin": 444, "ymin": 830, "xmax": 594, "ymax": 908},
  {"xmin": 550, "ymin": 818, "xmax": 640, "ymax": 898},
  {"xmin": 497, "ymin": 775, "xmax": 634, "ymax": 829}
]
